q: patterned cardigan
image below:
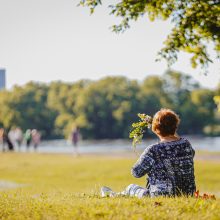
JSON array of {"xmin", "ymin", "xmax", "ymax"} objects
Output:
[{"xmin": 131, "ymin": 137, "xmax": 196, "ymax": 197}]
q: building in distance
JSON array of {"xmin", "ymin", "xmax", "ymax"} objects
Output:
[{"xmin": 0, "ymin": 68, "xmax": 6, "ymax": 90}]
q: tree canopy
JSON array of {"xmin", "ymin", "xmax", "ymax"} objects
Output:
[
  {"xmin": 0, "ymin": 71, "xmax": 219, "ymax": 139},
  {"xmin": 79, "ymin": 0, "xmax": 220, "ymax": 71}
]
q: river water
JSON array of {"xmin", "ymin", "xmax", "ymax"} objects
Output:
[{"xmin": 9, "ymin": 136, "xmax": 220, "ymax": 154}]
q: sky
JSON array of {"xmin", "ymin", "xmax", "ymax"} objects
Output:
[{"xmin": 0, "ymin": 0, "xmax": 219, "ymax": 89}]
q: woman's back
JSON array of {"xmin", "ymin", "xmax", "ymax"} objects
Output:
[{"xmin": 132, "ymin": 137, "xmax": 196, "ymax": 197}]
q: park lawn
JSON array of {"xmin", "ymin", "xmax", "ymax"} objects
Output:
[{"xmin": 0, "ymin": 153, "xmax": 219, "ymax": 220}]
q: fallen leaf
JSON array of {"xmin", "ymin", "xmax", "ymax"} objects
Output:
[{"xmin": 154, "ymin": 202, "xmax": 162, "ymax": 207}]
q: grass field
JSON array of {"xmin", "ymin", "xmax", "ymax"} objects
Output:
[{"xmin": 0, "ymin": 152, "xmax": 220, "ymax": 219}]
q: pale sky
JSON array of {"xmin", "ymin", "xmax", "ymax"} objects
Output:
[{"xmin": 0, "ymin": 0, "xmax": 219, "ymax": 89}]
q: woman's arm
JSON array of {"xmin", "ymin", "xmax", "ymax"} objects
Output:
[{"xmin": 131, "ymin": 147, "xmax": 155, "ymax": 178}]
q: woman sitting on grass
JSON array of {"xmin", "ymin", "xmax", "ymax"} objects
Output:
[{"xmin": 101, "ymin": 108, "xmax": 196, "ymax": 198}]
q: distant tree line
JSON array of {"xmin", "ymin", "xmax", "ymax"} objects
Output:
[{"xmin": 0, "ymin": 70, "xmax": 219, "ymax": 139}]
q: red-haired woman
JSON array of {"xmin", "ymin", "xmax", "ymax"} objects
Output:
[{"xmin": 101, "ymin": 109, "xmax": 196, "ymax": 198}]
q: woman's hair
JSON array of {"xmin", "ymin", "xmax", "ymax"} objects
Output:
[{"xmin": 152, "ymin": 108, "xmax": 180, "ymax": 137}]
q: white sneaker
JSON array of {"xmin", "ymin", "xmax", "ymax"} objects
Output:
[{"xmin": 100, "ymin": 186, "xmax": 115, "ymax": 197}]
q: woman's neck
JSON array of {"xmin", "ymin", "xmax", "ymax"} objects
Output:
[{"xmin": 159, "ymin": 134, "xmax": 180, "ymax": 143}]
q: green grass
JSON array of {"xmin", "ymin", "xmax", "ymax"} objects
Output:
[{"xmin": 0, "ymin": 153, "xmax": 220, "ymax": 220}]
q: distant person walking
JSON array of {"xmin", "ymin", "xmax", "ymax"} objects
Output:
[
  {"xmin": 14, "ymin": 127, "xmax": 23, "ymax": 150},
  {"xmin": 71, "ymin": 127, "xmax": 80, "ymax": 155},
  {"xmin": 8, "ymin": 128, "xmax": 16, "ymax": 146},
  {"xmin": 24, "ymin": 129, "xmax": 32, "ymax": 151},
  {"xmin": 2, "ymin": 129, "xmax": 14, "ymax": 151},
  {"xmin": 31, "ymin": 129, "xmax": 41, "ymax": 151},
  {"xmin": 0, "ymin": 128, "xmax": 4, "ymax": 151}
]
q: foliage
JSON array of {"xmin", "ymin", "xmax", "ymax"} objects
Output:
[
  {"xmin": 129, "ymin": 113, "xmax": 152, "ymax": 150},
  {"xmin": 214, "ymin": 95, "xmax": 220, "ymax": 111},
  {"xmin": 0, "ymin": 82, "xmax": 57, "ymax": 138},
  {"xmin": 47, "ymin": 80, "xmax": 89, "ymax": 137},
  {"xmin": 0, "ymin": 70, "xmax": 218, "ymax": 139},
  {"xmin": 204, "ymin": 124, "xmax": 220, "ymax": 136},
  {"xmin": 0, "ymin": 153, "xmax": 219, "ymax": 219},
  {"xmin": 213, "ymin": 83, "xmax": 220, "ymax": 112},
  {"xmin": 73, "ymin": 77, "xmax": 140, "ymax": 139},
  {"xmin": 79, "ymin": 0, "xmax": 220, "ymax": 71}
]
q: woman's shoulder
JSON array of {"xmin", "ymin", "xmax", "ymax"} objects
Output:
[
  {"xmin": 177, "ymin": 137, "xmax": 194, "ymax": 149},
  {"xmin": 143, "ymin": 143, "xmax": 160, "ymax": 156},
  {"xmin": 144, "ymin": 137, "xmax": 193, "ymax": 152}
]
